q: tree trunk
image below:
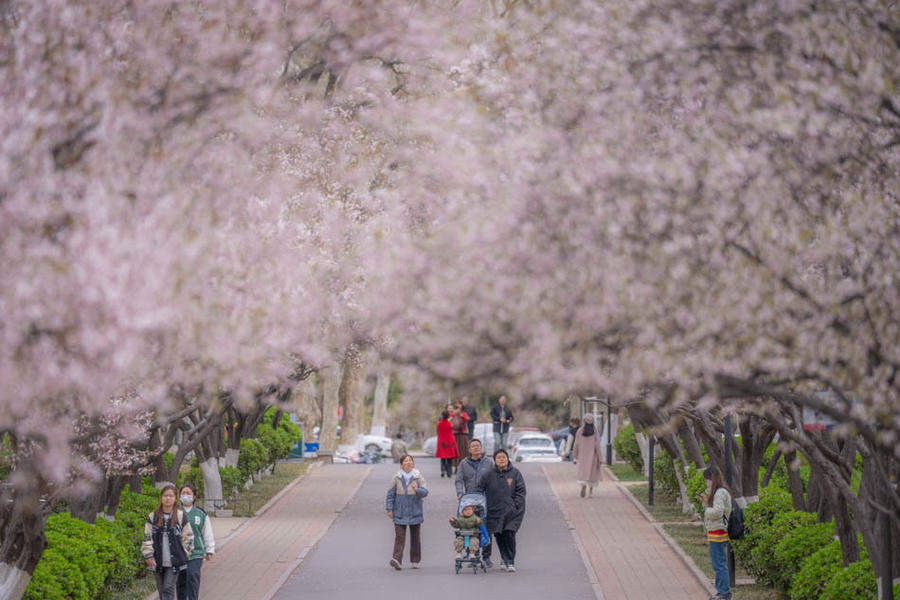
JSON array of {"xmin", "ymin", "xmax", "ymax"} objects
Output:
[
  {"xmin": 370, "ymin": 371, "xmax": 390, "ymax": 436},
  {"xmin": 291, "ymin": 375, "xmax": 319, "ymax": 446},
  {"xmin": 199, "ymin": 457, "xmax": 223, "ymax": 513},
  {"xmin": 338, "ymin": 347, "xmax": 367, "ymax": 443},
  {"xmin": 635, "ymin": 431, "xmax": 651, "ymax": 476},
  {"xmin": 676, "ymin": 420, "xmax": 705, "ymax": 469},
  {"xmin": 784, "ymin": 450, "xmax": 807, "ymax": 511},
  {"xmin": 0, "ymin": 484, "xmax": 49, "ymax": 600},
  {"xmin": 761, "ymin": 449, "xmax": 781, "ymax": 488},
  {"xmin": 319, "ymin": 363, "xmax": 343, "ymax": 454}
]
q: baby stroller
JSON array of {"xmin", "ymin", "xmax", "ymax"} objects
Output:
[{"xmin": 453, "ymin": 493, "xmax": 490, "ymax": 575}]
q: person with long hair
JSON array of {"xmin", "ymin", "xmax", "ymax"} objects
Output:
[
  {"xmin": 141, "ymin": 483, "xmax": 194, "ymax": 600},
  {"xmin": 572, "ymin": 413, "xmax": 603, "ymax": 497},
  {"xmin": 472, "ymin": 449, "xmax": 526, "ymax": 571},
  {"xmin": 385, "ymin": 455, "xmax": 429, "ymax": 570},
  {"xmin": 176, "ymin": 483, "xmax": 215, "ymax": 600},
  {"xmin": 701, "ymin": 466, "xmax": 733, "ymax": 600},
  {"xmin": 435, "ymin": 409, "xmax": 459, "ymax": 477}
]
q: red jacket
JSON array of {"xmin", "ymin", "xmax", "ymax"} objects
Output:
[{"xmin": 435, "ymin": 419, "xmax": 459, "ymax": 459}]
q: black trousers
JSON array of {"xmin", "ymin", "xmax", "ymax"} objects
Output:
[
  {"xmin": 494, "ymin": 530, "xmax": 517, "ymax": 564},
  {"xmin": 440, "ymin": 458, "xmax": 453, "ymax": 477},
  {"xmin": 176, "ymin": 558, "xmax": 203, "ymax": 600}
]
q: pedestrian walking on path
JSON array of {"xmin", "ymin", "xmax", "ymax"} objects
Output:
[
  {"xmin": 563, "ymin": 417, "xmax": 580, "ymax": 460},
  {"xmin": 701, "ymin": 466, "xmax": 733, "ymax": 600},
  {"xmin": 141, "ymin": 483, "xmax": 194, "ymax": 600},
  {"xmin": 473, "ymin": 449, "xmax": 526, "ymax": 572},
  {"xmin": 455, "ymin": 438, "xmax": 493, "ymax": 499},
  {"xmin": 390, "ymin": 433, "xmax": 408, "ymax": 463},
  {"xmin": 386, "ymin": 455, "xmax": 429, "ymax": 570},
  {"xmin": 450, "ymin": 402, "xmax": 470, "ymax": 471},
  {"xmin": 489, "ymin": 395, "xmax": 514, "ymax": 451},
  {"xmin": 572, "ymin": 413, "xmax": 603, "ymax": 497},
  {"xmin": 460, "ymin": 396, "xmax": 477, "ymax": 437},
  {"xmin": 176, "ymin": 483, "xmax": 215, "ymax": 600},
  {"xmin": 436, "ymin": 409, "xmax": 459, "ymax": 477}
]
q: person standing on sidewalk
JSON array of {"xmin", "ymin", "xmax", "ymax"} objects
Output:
[
  {"xmin": 176, "ymin": 484, "xmax": 215, "ymax": 600},
  {"xmin": 386, "ymin": 455, "xmax": 429, "ymax": 570},
  {"xmin": 390, "ymin": 433, "xmax": 408, "ymax": 463},
  {"xmin": 460, "ymin": 396, "xmax": 477, "ymax": 438},
  {"xmin": 435, "ymin": 409, "xmax": 459, "ymax": 477},
  {"xmin": 563, "ymin": 417, "xmax": 580, "ymax": 460},
  {"xmin": 473, "ymin": 449, "xmax": 526, "ymax": 572},
  {"xmin": 572, "ymin": 413, "xmax": 603, "ymax": 497},
  {"xmin": 141, "ymin": 483, "xmax": 194, "ymax": 600},
  {"xmin": 455, "ymin": 439, "xmax": 493, "ymax": 499},
  {"xmin": 490, "ymin": 395, "xmax": 514, "ymax": 451},
  {"xmin": 701, "ymin": 466, "xmax": 733, "ymax": 600},
  {"xmin": 450, "ymin": 402, "xmax": 470, "ymax": 473}
]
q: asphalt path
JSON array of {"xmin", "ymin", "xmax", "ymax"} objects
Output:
[{"xmin": 273, "ymin": 458, "xmax": 596, "ymax": 600}]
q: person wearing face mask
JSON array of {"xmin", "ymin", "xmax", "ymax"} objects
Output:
[
  {"xmin": 141, "ymin": 483, "xmax": 194, "ymax": 600},
  {"xmin": 176, "ymin": 483, "xmax": 215, "ymax": 600}
]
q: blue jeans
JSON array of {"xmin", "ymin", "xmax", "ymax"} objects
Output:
[
  {"xmin": 493, "ymin": 431, "xmax": 508, "ymax": 451},
  {"xmin": 709, "ymin": 541, "xmax": 730, "ymax": 595}
]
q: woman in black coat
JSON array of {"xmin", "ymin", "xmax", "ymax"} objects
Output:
[{"xmin": 472, "ymin": 448, "xmax": 526, "ymax": 572}]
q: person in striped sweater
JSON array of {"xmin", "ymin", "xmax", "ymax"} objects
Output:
[{"xmin": 700, "ymin": 466, "xmax": 733, "ymax": 600}]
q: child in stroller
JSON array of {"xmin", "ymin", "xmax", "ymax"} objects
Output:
[{"xmin": 450, "ymin": 493, "xmax": 489, "ymax": 574}]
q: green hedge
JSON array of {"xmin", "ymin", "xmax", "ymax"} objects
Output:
[
  {"xmin": 732, "ymin": 485, "xmax": 792, "ymax": 565},
  {"xmin": 750, "ymin": 510, "xmax": 817, "ymax": 585},
  {"xmin": 790, "ymin": 535, "xmax": 868, "ymax": 600},
  {"xmin": 613, "ymin": 423, "xmax": 643, "ymax": 472},
  {"xmin": 238, "ymin": 438, "xmax": 268, "ymax": 481},
  {"xmin": 653, "ymin": 451, "xmax": 681, "ymax": 498},
  {"xmin": 771, "ymin": 520, "xmax": 836, "ymax": 592},
  {"xmin": 24, "ymin": 484, "xmax": 159, "ymax": 600}
]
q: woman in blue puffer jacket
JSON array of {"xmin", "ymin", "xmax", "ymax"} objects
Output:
[{"xmin": 386, "ymin": 454, "xmax": 429, "ymax": 570}]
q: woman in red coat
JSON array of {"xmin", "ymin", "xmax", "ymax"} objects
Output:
[{"xmin": 435, "ymin": 410, "xmax": 459, "ymax": 478}]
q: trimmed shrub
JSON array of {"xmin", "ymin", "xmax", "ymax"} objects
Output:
[
  {"xmin": 613, "ymin": 423, "xmax": 643, "ymax": 472},
  {"xmin": 219, "ymin": 465, "xmax": 243, "ymax": 496},
  {"xmin": 732, "ymin": 484, "xmax": 792, "ymax": 565},
  {"xmin": 685, "ymin": 465, "xmax": 705, "ymax": 515},
  {"xmin": 820, "ymin": 558, "xmax": 877, "ymax": 600},
  {"xmin": 790, "ymin": 535, "xmax": 868, "ymax": 600},
  {"xmin": 771, "ymin": 520, "xmax": 836, "ymax": 592},
  {"xmin": 653, "ymin": 451, "xmax": 680, "ymax": 498},
  {"xmin": 749, "ymin": 509, "xmax": 816, "ymax": 585},
  {"xmin": 238, "ymin": 438, "xmax": 268, "ymax": 480}
]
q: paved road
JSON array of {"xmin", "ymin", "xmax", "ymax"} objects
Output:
[{"xmin": 273, "ymin": 458, "xmax": 597, "ymax": 600}]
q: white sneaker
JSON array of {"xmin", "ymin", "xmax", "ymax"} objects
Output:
[
  {"xmin": 411, "ymin": 563, "xmax": 420, "ymax": 569},
  {"xmin": 390, "ymin": 558, "xmax": 401, "ymax": 570},
  {"xmin": 499, "ymin": 562, "xmax": 508, "ymax": 571},
  {"xmin": 507, "ymin": 563, "xmax": 516, "ymax": 573}
]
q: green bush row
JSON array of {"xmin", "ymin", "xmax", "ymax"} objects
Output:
[
  {"xmin": 732, "ymin": 486, "xmax": 897, "ymax": 600},
  {"xmin": 613, "ymin": 423, "xmax": 643, "ymax": 472},
  {"xmin": 24, "ymin": 483, "xmax": 159, "ymax": 600}
]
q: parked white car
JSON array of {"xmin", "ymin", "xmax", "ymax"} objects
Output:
[
  {"xmin": 355, "ymin": 433, "xmax": 393, "ymax": 455},
  {"xmin": 511, "ymin": 433, "xmax": 561, "ymax": 463},
  {"xmin": 422, "ymin": 436, "xmax": 437, "ymax": 456}
]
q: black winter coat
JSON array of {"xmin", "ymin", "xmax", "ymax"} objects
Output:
[
  {"xmin": 473, "ymin": 464, "xmax": 526, "ymax": 533},
  {"xmin": 489, "ymin": 404, "xmax": 514, "ymax": 434}
]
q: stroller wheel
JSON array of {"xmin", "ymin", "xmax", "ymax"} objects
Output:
[{"xmin": 455, "ymin": 564, "xmax": 461, "ymax": 575}]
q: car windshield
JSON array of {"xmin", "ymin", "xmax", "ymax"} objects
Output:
[{"xmin": 519, "ymin": 438, "xmax": 552, "ymax": 447}]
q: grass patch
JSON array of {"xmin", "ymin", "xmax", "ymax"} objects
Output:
[
  {"xmin": 627, "ymin": 483, "xmax": 696, "ymax": 522},
  {"xmin": 107, "ymin": 574, "xmax": 157, "ymax": 600},
  {"xmin": 609, "ymin": 463, "xmax": 645, "ymax": 481},
  {"xmin": 225, "ymin": 460, "xmax": 308, "ymax": 517}
]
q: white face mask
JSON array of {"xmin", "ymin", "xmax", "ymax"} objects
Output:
[{"xmin": 180, "ymin": 494, "xmax": 194, "ymax": 506}]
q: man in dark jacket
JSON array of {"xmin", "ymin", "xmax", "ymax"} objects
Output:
[
  {"xmin": 472, "ymin": 449, "xmax": 526, "ymax": 571},
  {"xmin": 460, "ymin": 396, "xmax": 477, "ymax": 437},
  {"xmin": 455, "ymin": 439, "xmax": 494, "ymax": 499},
  {"xmin": 489, "ymin": 396, "xmax": 514, "ymax": 451}
]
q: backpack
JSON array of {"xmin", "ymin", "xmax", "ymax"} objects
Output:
[{"xmin": 726, "ymin": 500, "xmax": 745, "ymax": 540}]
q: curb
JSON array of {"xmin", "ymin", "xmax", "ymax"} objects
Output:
[
  {"xmin": 605, "ymin": 466, "xmax": 716, "ymax": 596},
  {"xmin": 259, "ymin": 464, "xmax": 372, "ymax": 600},
  {"xmin": 542, "ymin": 465, "xmax": 606, "ymax": 600}
]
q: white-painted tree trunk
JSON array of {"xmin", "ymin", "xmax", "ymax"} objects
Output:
[
  {"xmin": 0, "ymin": 563, "xmax": 32, "ymax": 600},
  {"xmin": 370, "ymin": 371, "xmax": 390, "ymax": 436},
  {"xmin": 635, "ymin": 431, "xmax": 651, "ymax": 476},
  {"xmin": 338, "ymin": 350, "xmax": 367, "ymax": 442},
  {"xmin": 199, "ymin": 457, "xmax": 223, "ymax": 513},
  {"xmin": 319, "ymin": 363, "xmax": 343, "ymax": 454},
  {"xmin": 221, "ymin": 448, "xmax": 239, "ymax": 468}
]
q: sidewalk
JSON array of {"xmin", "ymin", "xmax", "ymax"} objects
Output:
[
  {"xmin": 544, "ymin": 463, "xmax": 708, "ymax": 600},
  {"xmin": 196, "ymin": 463, "xmax": 372, "ymax": 600}
]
